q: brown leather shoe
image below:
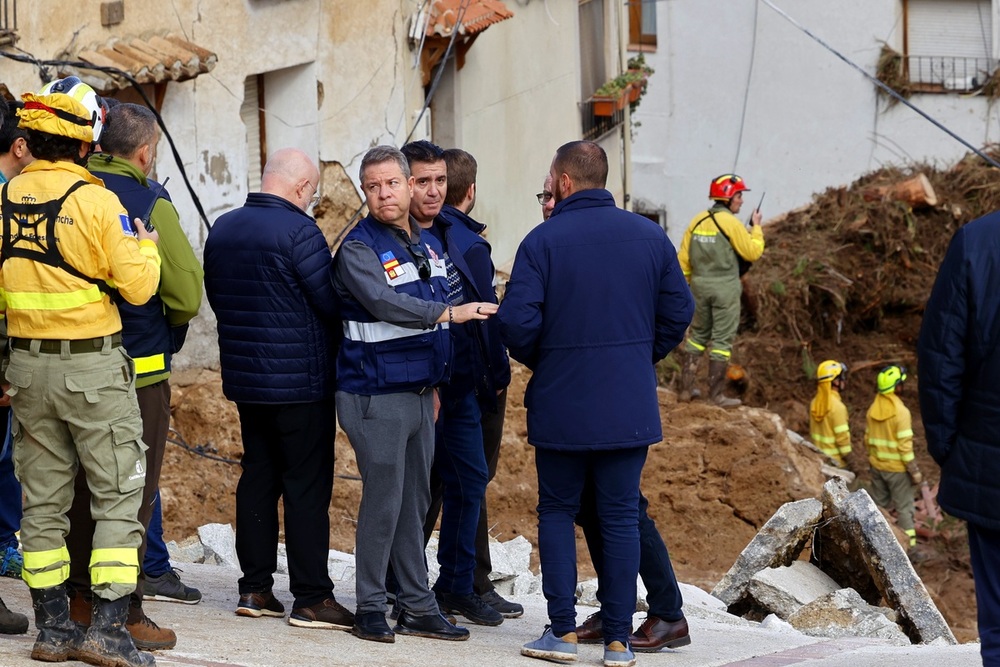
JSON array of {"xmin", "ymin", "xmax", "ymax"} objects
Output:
[
  {"xmin": 68, "ymin": 590, "xmax": 91, "ymax": 628},
  {"xmin": 126, "ymin": 604, "xmax": 177, "ymax": 651},
  {"xmin": 629, "ymin": 616, "xmax": 691, "ymax": 652},
  {"xmin": 574, "ymin": 611, "xmax": 603, "ymax": 644}
]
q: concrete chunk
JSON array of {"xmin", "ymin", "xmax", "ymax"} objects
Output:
[
  {"xmin": 787, "ymin": 588, "xmax": 910, "ymax": 645},
  {"xmin": 712, "ymin": 497, "xmax": 823, "ymax": 606},
  {"xmin": 166, "ymin": 535, "xmax": 205, "ymax": 564},
  {"xmin": 197, "ymin": 523, "xmax": 238, "ymax": 569},
  {"xmin": 816, "ymin": 478, "xmax": 957, "ymax": 645},
  {"xmin": 747, "ymin": 560, "xmax": 841, "ymax": 619}
]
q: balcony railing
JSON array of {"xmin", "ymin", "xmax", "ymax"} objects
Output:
[
  {"xmin": 581, "ymin": 98, "xmax": 625, "ymax": 141},
  {"xmin": 0, "ymin": 0, "xmax": 16, "ymax": 46},
  {"xmin": 905, "ymin": 55, "xmax": 996, "ymax": 93}
]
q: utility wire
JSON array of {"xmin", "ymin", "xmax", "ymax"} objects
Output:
[
  {"xmin": 759, "ymin": 0, "xmax": 1000, "ymax": 170},
  {"xmin": 0, "ymin": 51, "xmax": 214, "ymax": 230},
  {"xmin": 733, "ymin": 0, "xmax": 760, "ymax": 172},
  {"xmin": 331, "ymin": 0, "xmax": 472, "ymax": 247}
]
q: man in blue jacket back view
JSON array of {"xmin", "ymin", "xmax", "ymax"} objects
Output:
[
  {"xmin": 918, "ymin": 212, "xmax": 1000, "ymax": 667},
  {"xmin": 499, "ymin": 141, "xmax": 693, "ymax": 667}
]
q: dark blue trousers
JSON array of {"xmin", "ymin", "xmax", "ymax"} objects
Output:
[
  {"xmin": 968, "ymin": 522, "xmax": 1000, "ymax": 666},
  {"xmin": 536, "ymin": 446, "xmax": 648, "ymax": 645},
  {"xmin": 579, "ymin": 490, "xmax": 684, "ymax": 621},
  {"xmin": 143, "ymin": 492, "xmax": 171, "ymax": 577},
  {"xmin": 431, "ymin": 388, "xmax": 489, "ymax": 594},
  {"xmin": 0, "ymin": 407, "xmax": 22, "ymax": 549}
]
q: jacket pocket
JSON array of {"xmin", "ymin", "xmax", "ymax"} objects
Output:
[
  {"xmin": 374, "ymin": 334, "xmax": 434, "ymax": 389},
  {"xmin": 110, "ymin": 417, "xmax": 148, "ymax": 494}
]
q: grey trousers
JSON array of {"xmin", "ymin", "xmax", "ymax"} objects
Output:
[{"xmin": 337, "ymin": 390, "xmax": 437, "ymax": 615}]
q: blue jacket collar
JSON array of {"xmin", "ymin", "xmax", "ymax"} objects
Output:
[
  {"xmin": 246, "ymin": 192, "xmax": 312, "ymax": 219},
  {"xmin": 550, "ymin": 189, "xmax": 617, "ymax": 217},
  {"xmin": 439, "ymin": 204, "xmax": 487, "ymax": 235}
]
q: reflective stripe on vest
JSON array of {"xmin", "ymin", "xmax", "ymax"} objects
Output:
[
  {"xmin": 133, "ymin": 353, "xmax": 166, "ymax": 376},
  {"xmin": 344, "ymin": 319, "xmax": 448, "ymax": 344},
  {"xmin": 89, "ymin": 548, "xmax": 139, "ymax": 586}
]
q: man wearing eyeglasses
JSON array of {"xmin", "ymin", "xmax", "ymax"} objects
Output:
[
  {"xmin": 333, "ymin": 145, "xmax": 496, "ymax": 644},
  {"xmin": 500, "ymin": 141, "xmax": 693, "ymax": 667},
  {"xmin": 204, "ymin": 148, "xmax": 352, "ymax": 631},
  {"xmin": 537, "ymin": 173, "xmax": 556, "ymax": 220}
]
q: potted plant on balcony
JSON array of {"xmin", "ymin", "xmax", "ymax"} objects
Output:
[
  {"xmin": 592, "ymin": 79, "xmax": 628, "ymax": 117},
  {"xmin": 625, "ymin": 53, "xmax": 655, "ymax": 111}
]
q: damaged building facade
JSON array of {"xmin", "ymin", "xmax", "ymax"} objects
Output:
[{"xmin": 1, "ymin": 0, "xmax": 635, "ymax": 368}]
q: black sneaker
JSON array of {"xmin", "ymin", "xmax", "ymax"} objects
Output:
[
  {"xmin": 480, "ymin": 589, "xmax": 524, "ymax": 619},
  {"xmin": 143, "ymin": 569, "xmax": 202, "ymax": 605},
  {"xmin": 435, "ymin": 591, "xmax": 503, "ymax": 627}
]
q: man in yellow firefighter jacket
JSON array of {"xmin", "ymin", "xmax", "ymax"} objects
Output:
[
  {"xmin": 677, "ymin": 174, "xmax": 764, "ymax": 408},
  {"xmin": 0, "ymin": 78, "xmax": 160, "ymax": 666},
  {"xmin": 809, "ymin": 360, "xmax": 853, "ymax": 467},
  {"xmin": 865, "ymin": 365, "xmax": 923, "ymax": 547}
]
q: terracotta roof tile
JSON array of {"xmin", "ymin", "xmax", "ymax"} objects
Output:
[
  {"xmin": 426, "ymin": 0, "xmax": 514, "ymax": 37},
  {"xmin": 58, "ymin": 32, "xmax": 217, "ymax": 95}
]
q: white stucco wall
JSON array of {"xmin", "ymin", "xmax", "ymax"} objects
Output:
[{"xmin": 630, "ymin": 0, "xmax": 1000, "ymax": 243}]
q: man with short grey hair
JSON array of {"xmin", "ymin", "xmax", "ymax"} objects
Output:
[{"xmin": 334, "ymin": 145, "xmax": 495, "ymax": 644}]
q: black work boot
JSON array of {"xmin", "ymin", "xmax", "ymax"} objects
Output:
[
  {"xmin": 29, "ymin": 585, "xmax": 84, "ymax": 662},
  {"xmin": 708, "ymin": 359, "xmax": 741, "ymax": 408},
  {"xmin": 75, "ymin": 595, "xmax": 155, "ymax": 667},
  {"xmin": 0, "ymin": 593, "xmax": 28, "ymax": 635}
]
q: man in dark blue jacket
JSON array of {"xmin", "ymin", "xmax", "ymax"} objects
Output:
[
  {"xmin": 204, "ymin": 148, "xmax": 353, "ymax": 632},
  {"xmin": 499, "ymin": 141, "xmax": 693, "ymax": 667},
  {"xmin": 918, "ymin": 214, "xmax": 1000, "ymax": 667}
]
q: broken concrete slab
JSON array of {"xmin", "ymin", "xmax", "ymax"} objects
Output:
[
  {"xmin": 197, "ymin": 523, "xmax": 238, "ymax": 569},
  {"xmin": 712, "ymin": 497, "xmax": 823, "ymax": 607},
  {"xmin": 166, "ymin": 535, "xmax": 206, "ymax": 564},
  {"xmin": 816, "ymin": 478, "xmax": 956, "ymax": 645},
  {"xmin": 787, "ymin": 588, "xmax": 910, "ymax": 645},
  {"xmin": 747, "ymin": 560, "xmax": 841, "ymax": 620}
]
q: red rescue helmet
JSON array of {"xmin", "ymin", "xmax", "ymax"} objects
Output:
[{"xmin": 709, "ymin": 174, "xmax": 750, "ymax": 201}]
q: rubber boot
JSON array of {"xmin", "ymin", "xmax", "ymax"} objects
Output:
[
  {"xmin": 0, "ymin": 594, "xmax": 28, "ymax": 635},
  {"xmin": 709, "ymin": 360, "xmax": 741, "ymax": 408},
  {"xmin": 29, "ymin": 585, "xmax": 84, "ymax": 662},
  {"xmin": 677, "ymin": 354, "xmax": 701, "ymax": 402},
  {"xmin": 75, "ymin": 596, "xmax": 155, "ymax": 667}
]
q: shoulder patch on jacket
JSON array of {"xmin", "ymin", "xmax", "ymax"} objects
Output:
[{"xmin": 120, "ymin": 213, "xmax": 137, "ymax": 237}]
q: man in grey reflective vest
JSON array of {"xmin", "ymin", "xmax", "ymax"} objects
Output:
[{"xmin": 334, "ymin": 145, "xmax": 495, "ymax": 644}]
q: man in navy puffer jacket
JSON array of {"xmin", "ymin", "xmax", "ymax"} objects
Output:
[
  {"xmin": 499, "ymin": 141, "xmax": 693, "ymax": 667},
  {"xmin": 204, "ymin": 148, "xmax": 352, "ymax": 631},
  {"xmin": 918, "ymin": 212, "xmax": 1000, "ymax": 667}
]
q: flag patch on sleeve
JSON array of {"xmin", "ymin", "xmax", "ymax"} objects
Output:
[
  {"xmin": 120, "ymin": 214, "xmax": 137, "ymax": 236},
  {"xmin": 381, "ymin": 251, "xmax": 401, "ymax": 280}
]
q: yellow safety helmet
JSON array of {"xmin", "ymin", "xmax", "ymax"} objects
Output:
[
  {"xmin": 17, "ymin": 76, "xmax": 105, "ymax": 144},
  {"xmin": 877, "ymin": 365, "xmax": 906, "ymax": 393},
  {"xmin": 816, "ymin": 360, "xmax": 847, "ymax": 383}
]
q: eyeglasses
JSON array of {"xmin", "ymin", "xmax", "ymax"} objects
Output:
[
  {"xmin": 536, "ymin": 191, "xmax": 554, "ymax": 205},
  {"xmin": 304, "ymin": 180, "xmax": 320, "ymax": 208}
]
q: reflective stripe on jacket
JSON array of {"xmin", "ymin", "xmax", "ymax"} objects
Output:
[
  {"xmin": 0, "ymin": 160, "xmax": 160, "ymax": 339},
  {"xmin": 809, "ymin": 391, "xmax": 852, "ymax": 464},
  {"xmin": 336, "ymin": 216, "xmax": 451, "ymax": 396},
  {"xmin": 864, "ymin": 392, "xmax": 914, "ymax": 473}
]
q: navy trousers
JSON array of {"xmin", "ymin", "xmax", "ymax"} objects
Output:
[
  {"xmin": 968, "ymin": 522, "xmax": 1000, "ymax": 666},
  {"xmin": 0, "ymin": 407, "xmax": 21, "ymax": 549},
  {"xmin": 430, "ymin": 388, "xmax": 489, "ymax": 595},
  {"xmin": 535, "ymin": 446, "xmax": 648, "ymax": 645},
  {"xmin": 143, "ymin": 492, "xmax": 171, "ymax": 577},
  {"xmin": 578, "ymin": 490, "xmax": 684, "ymax": 621}
]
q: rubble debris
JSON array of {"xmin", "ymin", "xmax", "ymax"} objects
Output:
[
  {"xmin": 712, "ymin": 497, "xmax": 822, "ymax": 608},
  {"xmin": 747, "ymin": 561, "xmax": 841, "ymax": 620},
  {"xmin": 787, "ymin": 588, "xmax": 910, "ymax": 645}
]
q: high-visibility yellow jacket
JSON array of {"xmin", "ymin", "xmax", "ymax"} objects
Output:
[
  {"xmin": 864, "ymin": 391, "xmax": 914, "ymax": 473},
  {"xmin": 0, "ymin": 160, "xmax": 160, "ymax": 339},
  {"xmin": 677, "ymin": 205, "xmax": 764, "ymax": 283},
  {"xmin": 809, "ymin": 388, "xmax": 851, "ymax": 465}
]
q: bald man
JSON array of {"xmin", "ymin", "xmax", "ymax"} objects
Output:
[{"xmin": 204, "ymin": 148, "xmax": 354, "ymax": 631}]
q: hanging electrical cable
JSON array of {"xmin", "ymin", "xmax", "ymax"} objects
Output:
[
  {"xmin": 0, "ymin": 50, "xmax": 214, "ymax": 231},
  {"xmin": 733, "ymin": 0, "xmax": 760, "ymax": 173},
  {"xmin": 760, "ymin": 0, "xmax": 1000, "ymax": 170}
]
